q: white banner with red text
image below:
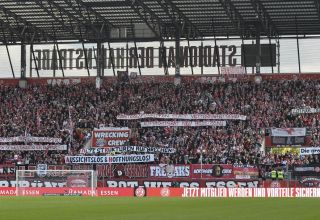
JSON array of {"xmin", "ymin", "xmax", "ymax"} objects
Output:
[
  {"xmin": 64, "ymin": 154, "xmax": 155, "ymax": 164},
  {"xmin": 117, "ymin": 114, "xmax": 246, "ymax": 121},
  {"xmin": 140, "ymin": 121, "xmax": 226, "ymax": 127},
  {"xmin": 0, "ymin": 145, "xmax": 67, "ymax": 151},
  {"xmin": 0, "ymin": 137, "xmax": 62, "ymax": 143},
  {"xmin": 80, "ymin": 146, "xmax": 176, "ymax": 154},
  {"xmin": 270, "ymin": 128, "xmax": 306, "ymax": 137},
  {"xmin": 92, "ymin": 127, "xmax": 130, "ymax": 148}
]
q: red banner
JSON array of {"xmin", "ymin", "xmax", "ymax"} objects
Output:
[
  {"xmin": 0, "ymin": 164, "xmax": 259, "ymax": 179},
  {"xmin": 262, "ymin": 180, "xmax": 300, "ymax": 188},
  {"xmin": 233, "ymin": 165, "xmax": 259, "ymax": 179},
  {"xmin": 1, "ymin": 187, "xmax": 320, "ymax": 197},
  {"xmin": 97, "ymin": 164, "xmax": 148, "ymax": 179},
  {"xmin": 97, "ymin": 187, "xmax": 134, "ymax": 197},
  {"xmin": 0, "ymin": 187, "xmax": 134, "ymax": 197},
  {"xmin": 146, "ymin": 187, "xmax": 320, "ymax": 198},
  {"xmin": 103, "ymin": 178, "xmax": 260, "ymax": 188},
  {"xmin": 191, "ymin": 164, "xmax": 234, "ymax": 179},
  {"xmin": 92, "ymin": 128, "xmax": 130, "ymax": 148}
]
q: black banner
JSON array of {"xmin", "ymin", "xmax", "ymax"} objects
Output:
[
  {"xmin": 293, "ymin": 164, "xmax": 320, "ymax": 177},
  {"xmin": 271, "ymin": 136, "xmax": 305, "ymax": 146}
]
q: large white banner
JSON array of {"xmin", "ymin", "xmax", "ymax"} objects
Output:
[
  {"xmin": 291, "ymin": 107, "xmax": 320, "ymax": 115},
  {"xmin": 79, "ymin": 146, "xmax": 176, "ymax": 154},
  {"xmin": 65, "ymin": 154, "xmax": 155, "ymax": 164},
  {"xmin": 92, "ymin": 127, "xmax": 130, "ymax": 148},
  {"xmin": 0, "ymin": 137, "xmax": 62, "ymax": 143},
  {"xmin": 117, "ymin": 114, "xmax": 246, "ymax": 120},
  {"xmin": 271, "ymin": 128, "xmax": 306, "ymax": 137},
  {"xmin": 140, "ymin": 120, "xmax": 226, "ymax": 127},
  {"xmin": 0, "ymin": 145, "xmax": 67, "ymax": 151},
  {"xmin": 300, "ymin": 147, "xmax": 320, "ymax": 155}
]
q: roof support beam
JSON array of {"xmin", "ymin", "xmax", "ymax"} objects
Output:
[
  {"xmin": 63, "ymin": 0, "xmax": 101, "ymax": 35},
  {"xmin": 250, "ymin": 0, "xmax": 279, "ymax": 36},
  {"xmin": 127, "ymin": 0, "xmax": 163, "ymax": 39},
  {"xmin": 1, "ymin": 23, "xmax": 15, "ymax": 78},
  {"xmin": 218, "ymin": 0, "xmax": 248, "ymax": 37},
  {"xmin": 73, "ymin": 0, "xmax": 115, "ymax": 29},
  {"xmin": 60, "ymin": 0, "xmax": 109, "ymax": 40},
  {"xmin": 314, "ymin": 0, "xmax": 320, "ymax": 23},
  {"xmin": 0, "ymin": 5, "xmax": 50, "ymax": 42},
  {"xmin": 34, "ymin": 0, "xmax": 81, "ymax": 41},
  {"xmin": 127, "ymin": 0, "xmax": 170, "ymax": 75},
  {"xmin": 46, "ymin": 0, "xmax": 95, "ymax": 39},
  {"xmin": 0, "ymin": 20, "xmax": 21, "ymax": 42},
  {"xmin": 155, "ymin": 0, "xmax": 203, "ymax": 38}
]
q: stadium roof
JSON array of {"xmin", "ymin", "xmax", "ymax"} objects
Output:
[{"xmin": 0, "ymin": 0, "xmax": 320, "ymax": 44}]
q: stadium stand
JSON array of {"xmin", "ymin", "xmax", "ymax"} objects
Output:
[{"xmin": 0, "ymin": 77, "xmax": 319, "ymax": 172}]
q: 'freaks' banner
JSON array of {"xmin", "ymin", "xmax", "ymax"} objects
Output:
[
  {"xmin": 117, "ymin": 114, "xmax": 246, "ymax": 121},
  {"xmin": 140, "ymin": 121, "xmax": 226, "ymax": 127},
  {"xmin": 270, "ymin": 128, "xmax": 306, "ymax": 137},
  {"xmin": 148, "ymin": 164, "xmax": 255, "ymax": 179},
  {"xmin": 64, "ymin": 154, "xmax": 155, "ymax": 164}
]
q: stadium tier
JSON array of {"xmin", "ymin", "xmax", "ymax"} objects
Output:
[{"xmin": 0, "ymin": 74, "xmax": 319, "ymax": 190}]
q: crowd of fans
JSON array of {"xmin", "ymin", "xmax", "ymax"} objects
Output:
[{"xmin": 0, "ymin": 78, "xmax": 320, "ymax": 170}]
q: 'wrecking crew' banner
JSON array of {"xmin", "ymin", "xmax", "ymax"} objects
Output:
[
  {"xmin": 80, "ymin": 146, "xmax": 176, "ymax": 154},
  {"xmin": 92, "ymin": 127, "xmax": 130, "ymax": 148},
  {"xmin": 64, "ymin": 154, "xmax": 155, "ymax": 164},
  {"xmin": 117, "ymin": 114, "xmax": 246, "ymax": 121},
  {"xmin": 140, "ymin": 121, "xmax": 226, "ymax": 127}
]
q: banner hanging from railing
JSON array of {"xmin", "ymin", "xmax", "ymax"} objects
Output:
[
  {"xmin": 299, "ymin": 147, "xmax": 320, "ymax": 155},
  {"xmin": 270, "ymin": 128, "xmax": 306, "ymax": 137},
  {"xmin": 64, "ymin": 154, "xmax": 155, "ymax": 164},
  {"xmin": 0, "ymin": 137, "xmax": 62, "ymax": 143},
  {"xmin": 117, "ymin": 114, "xmax": 246, "ymax": 120},
  {"xmin": 140, "ymin": 121, "xmax": 226, "ymax": 127},
  {"xmin": 92, "ymin": 127, "xmax": 130, "ymax": 148},
  {"xmin": 80, "ymin": 146, "xmax": 176, "ymax": 154},
  {"xmin": 0, "ymin": 145, "xmax": 67, "ymax": 151}
]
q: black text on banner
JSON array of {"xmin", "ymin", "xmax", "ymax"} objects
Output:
[{"xmin": 65, "ymin": 154, "xmax": 155, "ymax": 164}]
